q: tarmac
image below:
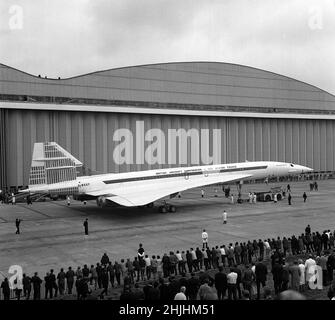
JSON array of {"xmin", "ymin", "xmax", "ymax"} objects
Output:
[{"xmin": 0, "ymin": 179, "xmax": 334, "ymax": 279}]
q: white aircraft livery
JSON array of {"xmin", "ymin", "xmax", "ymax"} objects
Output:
[{"xmin": 22, "ymin": 142, "xmax": 313, "ymax": 212}]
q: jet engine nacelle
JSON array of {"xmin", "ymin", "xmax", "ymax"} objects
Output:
[{"xmin": 96, "ymin": 196, "xmax": 107, "ymax": 208}]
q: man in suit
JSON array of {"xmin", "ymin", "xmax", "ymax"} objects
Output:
[
  {"xmin": 255, "ymin": 258, "xmax": 268, "ymax": 300},
  {"xmin": 214, "ymin": 266, "xmax": 227, "ymax": 300}
]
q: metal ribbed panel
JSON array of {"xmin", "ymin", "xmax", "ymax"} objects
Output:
[{"xmin": 1, "ymin": 108, "xmax": 334, "ymax": 188}]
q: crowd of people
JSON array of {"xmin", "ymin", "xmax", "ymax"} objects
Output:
[{"xmin": 1, "ymin": 225, "xmax": 335, "ymax": 301}]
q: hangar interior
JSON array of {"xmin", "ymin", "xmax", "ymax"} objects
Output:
[{"xmin": 1, "ymin": 61, "xmax": 335, "ymax": 190}]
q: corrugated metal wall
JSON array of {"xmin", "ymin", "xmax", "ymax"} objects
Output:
[
  {"xmin": 1, "ymin": 109, "xmax": 333, "ymax": 188},
  {"xmin": 0, "ymin": 108, "xmax": 7, "ymax": 189}
]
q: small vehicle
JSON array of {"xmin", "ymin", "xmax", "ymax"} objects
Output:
[{"xmin": 254, "ymin": 186, "xmax": 284, "ymax": 202}]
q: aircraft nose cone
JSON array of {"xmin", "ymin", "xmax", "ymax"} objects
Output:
[{"xmin": 301, "ymin": 166, "xmax": 314, "ymax": 173}]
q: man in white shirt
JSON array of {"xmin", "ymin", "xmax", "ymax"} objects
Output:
[
  {"xmin": 144, "ymin": 255, "xmax": 151, "ymax": 280},
  {"xmin": 222, "ymin": 210, "xmax": 227, "ymax": 224},
  {"xmin": 220, "ymin": 246, "xmax": 226, "ymax": 266},
  {"xmin": 264, "ymin": 240, "xmax": 271, "ymax": 259},
  {"xmin": 227, "ymin": 268, "xmax": 238, "ymax": 300},
  {"xmin": 202, "ymin": 229, "xmax": 209, "ymax": 249},
  {"xmin": 176, "ymin": 251, "xmax": 183, "ymax": 274},
  {"xmin": 305, "ymin": 255, "xmax": 316, "ymax": 286},
  {"xmin": 174, "ymin": 286, "xmax": 187, "ymax": 300},
  {"xmin": 298, "ymin": 259, "xmax": 306, "ymax": 292}
]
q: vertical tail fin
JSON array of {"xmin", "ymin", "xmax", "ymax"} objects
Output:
[{"xmin": 28, "ymin": 142, "xmax": 83, "ymax": 188}]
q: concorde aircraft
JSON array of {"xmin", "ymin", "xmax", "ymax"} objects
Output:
[{"xmin": 22, "ymin": 142, "xmax": 313, "ymax": 212}]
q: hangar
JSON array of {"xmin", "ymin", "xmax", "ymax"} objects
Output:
[{"xmin": 1, "ymin": 61, "xmax": 335, "ymax": 190}]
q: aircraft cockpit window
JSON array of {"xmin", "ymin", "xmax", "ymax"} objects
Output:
[{"xmin": 290, "ymin": 164, "xmax": 294, "ymax": 167}]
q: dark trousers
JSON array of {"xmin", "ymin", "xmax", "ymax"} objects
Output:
[
  {"xmin": 115, "ymin": 273, "xmax": 121, "ymax": 285},
  {"xmin": 33, "ymin": 288, "xmax": 41, "ymax": 300},
  {"xmin": 243, "ymin": 283, "xmax": 253, "ymax": 299},
  {"xmin": 45, "ymin": 286, "xmax": 52, "ymax": 299},
  {"xmin": 274, "ymin": 281, "xmax": 281, "ymax": 295},
  {"xmin": 67, "ymin": 281, "xmax": 74, "ymax": 294},
  {"xmin": 281, "ymin": 281, "xmax": 289, "ymax": 292},
  {"xmin": 216, "ymin": 287, "xmax": 227, "ymax": 300},
  {"xmin": 228, "ymin": 284, "xmax": 237, "ymax": 300},
  {"xmin": 256, "ymin": 279, "xmax": 266, "ymax": 300},
  {"xmin": 24, "ymin": 287, "xmax": 31, "ymax": 299}
]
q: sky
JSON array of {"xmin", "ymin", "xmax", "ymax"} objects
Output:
[{"xmin": 1, "ymin": 0, "xmax": 335, "ymax": 94}]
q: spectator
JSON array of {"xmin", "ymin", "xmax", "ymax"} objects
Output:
[
  {"xmin": 44, "ymin": 272, "xmax": 52, "ymax": 299},
  {"xmin": 289, "ymin": 260, "xmax": 301, "ymax": 292},
  {"xmin": 114, "ymin": 261, "xmax": 122, "ymax": 286},
  {"xmin": 107, "ymin": 262, "xmax": 115, "ymax": 288},
  {"xmin": 57, "ymin": 268, "xmax": 66, "ymax": 295},
  {"xmin": 255, "ymin": 258, "xmax": 268, "ymax": 300},
  {"xmin": 303, "ymin": 192, "xmax": 307, "ymax": 202},
  {"xmin": 215, "ymin": 266, "xmax": 227, "ymax": 300},
  {"xmin": 138, "ymin": 243, "xmax": 145, "ymax": 260},
  {"xmin": 90, "ymin": 264, "xmax": 98, "ymax": 289},
  {"xmin": 22, "ymin": 273, "xmax": 32, "ymax": 300},
  {"xmin": 1, "ymin": 278, "xmax": 10, "ymax": 300},
  {"xmin": 144, "ymin": 255, "xmax": 152, "ymax": 280},
  {"xmin": 327, "ymin": 252, "xmax": 335, "ymax": 283},
  {"xmin": 242, "ymin": 264, "xmax": 255, "ymax": 299},
  {"xmin": 227, "ymin": 268, "xmax": 238, "ymax": 300},
  {"xmin": 298, "ymin": 259, "xmax": 306, "ymax": 292},
  {"xmin": 272, "ymin": 261, "xmax": 283, "ymax": 295},
  {"xmin": 281, "ymin": 261, "xmax": 290, "ymax": 292},
  {"xmin": 49, "ymin": 269, "xmax": 58, "ymax": 298},
  {"xmin": 101, "ymin": 253, "xmax": 110, "ymax": 266},
  {"xmin": 133, "ymin": 257, "xmax": 140, "ymax": 282},
  {"xmin": 197, "ymin": 278, "xmax": 212, "ymax": 300},
  {"xmin": 96, "ymin": 263, "xmax": 102, "ymax": 288},
  {"xmin": 187, "ymin": 273, "xmax": 200, "ymax": 300},
  {"xmin": 162, "ymin": 253, "xmax": 171, "ymax": 278},
  {"xmin": 100, "ymin": 268, "xmax": 109, "ymax": 297},
  {"xmin": 31, "ymin": 272, "xmax": 42, "ymax": 300},
  {"xmin": 133, "ymin": 283, "xmax": 145, "ymax": 300},
  {"xmin": 305, "ymin": 255, "xmax": 316, "ymax": 286},
  {"xmin": 65, "ymin": 267, "xmax": 75, "ymax": 294},
  {"xmin": 174, "ymin": 286, "xmax": 187, "ymax": 300}
]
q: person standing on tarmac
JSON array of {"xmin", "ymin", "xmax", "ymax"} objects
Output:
[
  {"xmin": 83, "ymin": 218, "xmax": 89, "ymax": 235},
  {"xmin": 222, "ymin": 210, "xmax": 227, "ymax": 224},
  {"xmin": 15, "ymin": 218, "xmax": 22, "ymax": 234}
]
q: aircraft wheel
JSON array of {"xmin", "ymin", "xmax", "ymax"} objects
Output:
[
  {"xmin": 159, "ymin": 206, "xmax": 167, "ymax": 213},
  {"xmin": 169, "ymin": 205, "xmax": 176, "ymax": 213}
]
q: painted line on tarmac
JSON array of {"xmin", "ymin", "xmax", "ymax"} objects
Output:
[{"xmin": 20, "ymin": 205, "xmax": 53, "ymax": 218}]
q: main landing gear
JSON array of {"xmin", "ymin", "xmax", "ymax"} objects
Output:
[{"xmin": 158, "ymin": 201, "xmax": 177, "ymax": 213}]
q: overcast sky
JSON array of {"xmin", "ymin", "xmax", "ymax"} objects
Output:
[{"xmin": 1, "ymin": 0, "xmax": 335, "ymax": 94}]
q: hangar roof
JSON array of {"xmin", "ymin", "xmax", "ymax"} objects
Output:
[{"xmin": 1, "ymin": 61, "xmax": 335, "ymax": 113}]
